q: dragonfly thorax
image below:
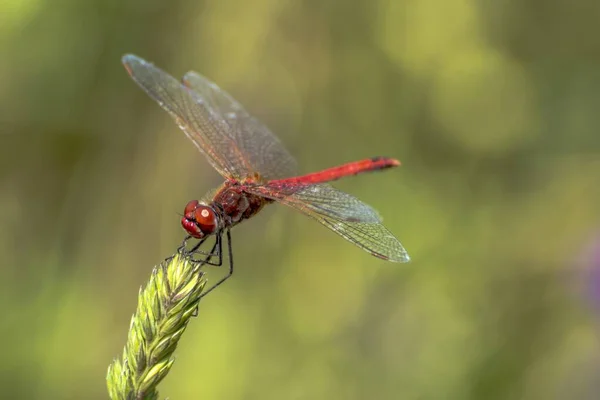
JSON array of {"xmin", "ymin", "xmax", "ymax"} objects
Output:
[{"xmin": 181, "ymin": 200, "xmax": 218, "ymax": 239}]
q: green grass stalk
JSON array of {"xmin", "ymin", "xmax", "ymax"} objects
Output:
[{"xmin": 106, "ymin": 253, "xmax": 207, "ymax": 400}]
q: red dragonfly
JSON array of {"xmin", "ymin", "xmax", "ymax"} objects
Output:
[{"xmin": 122, "ymin": 54, "xmax": 410, "ymax": 297}]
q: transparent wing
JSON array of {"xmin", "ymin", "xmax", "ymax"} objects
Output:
[
  {"xmin": 182, "ymin": 71, "xmax": 297, "ymax": 180},
  {"xmin": 246, "ymin": 183, "xmax": 410, "ymax": 262},
  {"xmin": 123, "ymin": 54, "xmax": 296, "ymax": 180}
]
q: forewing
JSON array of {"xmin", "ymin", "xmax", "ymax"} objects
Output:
[
  {"xmin": 122, "ymin": 54, "xmax": 252, "ymax": 179},
  {"xmin": 183, "ymin": 71, "xmax": 298, "ymax": 180},
  {"xmin": 246, "ymin": 183, "xmax": 410, "ymax": 262}
]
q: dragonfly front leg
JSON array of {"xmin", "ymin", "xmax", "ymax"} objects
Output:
[
  {"xmin": 198, "ymin": 230, "xmax": 233, "ymax": 300},
  {"xmin": 187, "ymin": 233, "xmax": 222, "ymax": 267}
]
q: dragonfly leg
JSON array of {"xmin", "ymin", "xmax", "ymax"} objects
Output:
[
  {"xmin": 178, "ymin": 235, "xmax": 210, "ymax": 258},
  {"xmin": 188, "ymin": 235, "xmax": 209, "ymax": 253},
  {"xmin": 176, "ymin": 235, "xmax": 195, "ymax": 254},
  {"xmin": 181, "ymin": 235, "xmax": 222, "ymax": 267},
  {"xmin": 197, "ymin": 229, "xmax": 234, "ymax": 300},
  {"xmin": 191, "ymin": 236, "xmax": 220, "ymax": 265}
]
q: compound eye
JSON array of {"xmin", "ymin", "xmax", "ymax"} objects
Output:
[
  {"xmin": 184, "ymin": 200, "xmax": 200, "ymax": 217},
  {"xmin": 194, "ymin": 206, "xmax": 217, "ymax": 234}
]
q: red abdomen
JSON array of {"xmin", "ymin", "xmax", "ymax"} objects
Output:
[{"xmin": 268, "ymin": 157, "xmax": 400, "ymax": 186}]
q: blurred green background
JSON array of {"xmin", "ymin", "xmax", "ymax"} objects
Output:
[{"xmin": 2, "ymin": 0, "xmax": 600, "ymax": 399}]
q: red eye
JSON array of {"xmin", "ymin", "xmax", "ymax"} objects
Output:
[
  {"xmin": 184, "ymin": 200, "xmax": 200, "ymax": 217},
  {"xmin": 181, "ymin": 201, "xmax": 217, "ymax": 238},
  {"xmin": 194, "ymin": 206, "xmax": 217, "ymax": 234}
]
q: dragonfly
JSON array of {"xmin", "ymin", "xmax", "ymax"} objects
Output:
[{"xmin": 122, "ymin": 54, "xmax": 410, "ymax": 298}]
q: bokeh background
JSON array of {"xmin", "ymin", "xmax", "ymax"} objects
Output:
[{"xmin": 2, "ymin": 0, "xmax": 600, "ymax": 398}]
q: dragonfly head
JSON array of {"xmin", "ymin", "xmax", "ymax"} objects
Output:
[{"xmin": 181, "ymin": 200, "xmax": 218, "ymax": 239}]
